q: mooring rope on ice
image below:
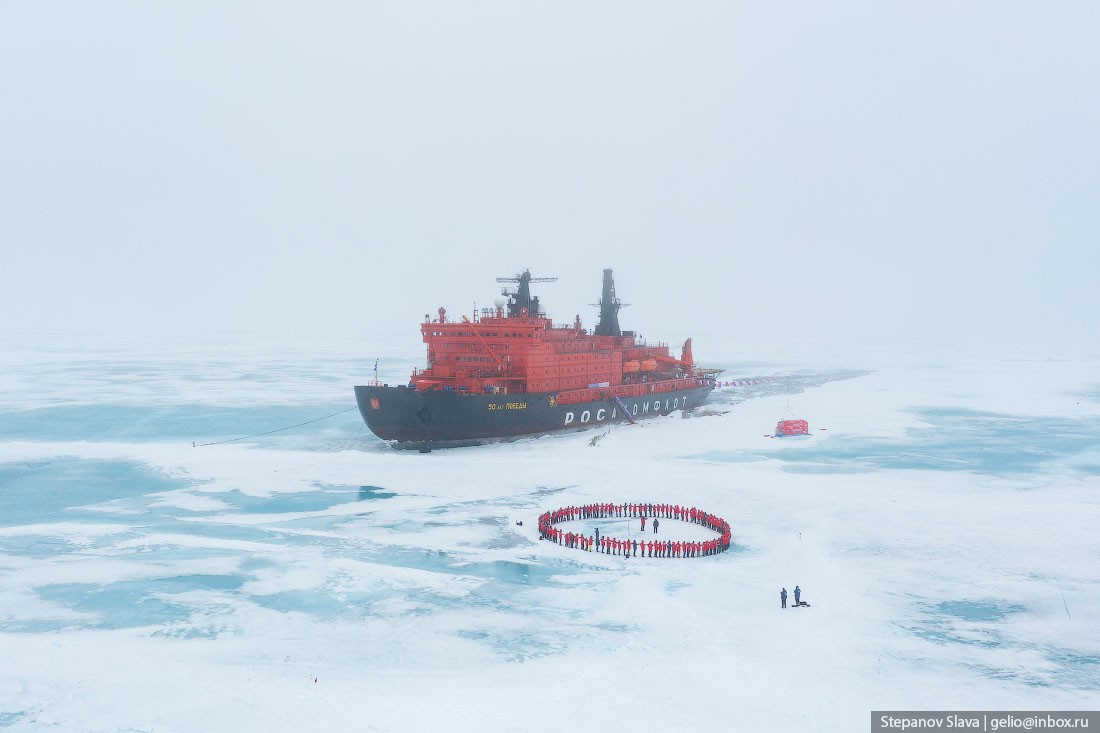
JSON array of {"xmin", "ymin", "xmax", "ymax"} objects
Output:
[{"xmin": 192, "ymin": 406, "xmax": 359, "ymax": 447}]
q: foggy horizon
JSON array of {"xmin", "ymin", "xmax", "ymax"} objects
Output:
[{"xmin": 3, "ymin": 1, "xmax": 1097, "ymax": 352}]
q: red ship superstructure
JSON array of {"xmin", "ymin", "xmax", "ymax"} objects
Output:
[
  {"xmin": 355, "ymin": 269, "xmax": 718, "ymax": 450},
  {"xmin": 414, "ymin": 270, "xmax": 702, "ymax": 404}
]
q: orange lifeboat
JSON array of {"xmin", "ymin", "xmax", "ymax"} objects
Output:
[
  {"xmin": 623, "ymin": 360, "xmax": 640, "ymax": 373},
  {"xmin": 640, "ymin": 359, "xmax": 658, "ymax": 372}
]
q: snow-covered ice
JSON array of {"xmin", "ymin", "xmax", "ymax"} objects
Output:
[{"xmin": 1, "ymin": 338, "xmax": 1098, "ymax": 731}]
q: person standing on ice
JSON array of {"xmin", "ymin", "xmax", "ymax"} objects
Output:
[
  {"xmin": 794, "ymin": 586, "xmax": 801, "ymax": 605},
  {"xmin": 780, "ymin": 588, "xmax": 788, "ymax": 609},
  {"xmin": 640, "ymin": 515, "xmax": 646, "ymax": 532},
  {"xmin": 653, "ymin": 518, "xmax": 659, "ymax": 534}
]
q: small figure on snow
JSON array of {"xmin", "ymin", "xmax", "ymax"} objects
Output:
[
  {"xmin": 794, "ymin": 586, "xmax": 801, "ymax": 606},
  {"xmin": 781, "ymin": 588, "xmax": 787, "ymax": 609}
]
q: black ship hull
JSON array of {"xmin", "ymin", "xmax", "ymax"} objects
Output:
[{"xmin": 354, "ymin": 383, "xmax": 715, "ymax": 450}]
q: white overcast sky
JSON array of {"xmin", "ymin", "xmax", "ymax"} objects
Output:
[{"xmin": 2, "ymin": 1, "xmax": 1097, "ymax": 352}]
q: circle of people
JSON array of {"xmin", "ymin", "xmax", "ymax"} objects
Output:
[{"xmin": 538, "ymin": 502, "xmax": 732, "ymax": 558}]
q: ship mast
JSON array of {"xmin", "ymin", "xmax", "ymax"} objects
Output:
[{"xmin": 496, "ymin": 269, "xmax": 557, "ymax": 317}]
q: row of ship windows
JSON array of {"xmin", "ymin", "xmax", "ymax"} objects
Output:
[
  {"xmin": 440, "ymin": 344, "xmax": 513, "ymax": 351},
  {"xmin": 432, "ymin": 342, "xmax": 610, "ymax": 358},
  {"xmin": 532, "ymin": 356, "xmax": 612, "ymax": 361},
  {"xmin": 439, "ymin": 349, "xmax": 613, "ymax": 362},
  {"xmin": 443, "ymin": 343, "xmax": 601, "ymax": 351},
  {"xmin": 436, "ymin": 348, "xmax": 614, "ymax": 358},
  {"xmin": 530, "ymin": 369, "xmax": 614, "ymax": 375},
  {"xmin": 447, "ymin": 355, "xmax": 610, "ymax": 373},
  {"xmin": 428, "ymin": 331, "xmax": 534, "ymax": 338}
]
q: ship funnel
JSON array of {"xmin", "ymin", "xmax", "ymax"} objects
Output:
[{"xmin": 594, "ymin": 269, "xmax": 624, "ymax": 337}]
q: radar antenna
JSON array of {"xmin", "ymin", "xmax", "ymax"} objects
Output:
[{"xmin": 495, "ymin": 269, "xmax": 556, "ymax": 317}]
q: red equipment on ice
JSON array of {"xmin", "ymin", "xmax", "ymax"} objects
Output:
[{"xmin": 774, "ymin": 419, "xmax": 810, "ymax": 437}]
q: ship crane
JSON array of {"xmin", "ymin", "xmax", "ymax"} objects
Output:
[{"xmin": 496, "ymin": 269, "xmax": 557, "ymax": 317}]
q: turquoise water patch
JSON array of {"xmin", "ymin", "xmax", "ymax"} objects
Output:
[
  {"xmin": 32, "ymin": 583, "xmax": 189, "ymax": 631},
  {"xmin": 0, "ymin": 403, "xmax": 373, "ymax": 451},
  {"xmin": 250, "ymin": 590, "xmax": 357, "ymax": 621},
  {"xmin": 749, "ymin": 408, "xmax": 1100, "ymax": 475},
  {"xmin": 218, "ymin": 484, "xmax": 395, "ymax": 514},
  {"xmin": 240, "ymin": 557, "xmax": 579, "ymax": 625},
  {"xmin": 25, "ymin": 574, "xmax": 247, "ymax": 632},
  {"xmin": 456, "ymin": 615, "xmax": 634, "ymax": 662},
  {"xmin": 0, "ymin": 458, "xmax": 189, "ymax": 527},
  {"xmin": 779, "ymin": 463, "xmax": 875, "ymax": 475},
  {"xmin": 905, "ymin": 623, "xmax": 1001, "ymax": 650},
  {"xmin": 1043, "ymin": 650, "xmax": 1100, "ymax": 689},
  {"xmin": 0, "ymin": 529, "xmax": 142, "ymax": 559},
  {"xmin": 455, "ymin": 628, "xmax": 560, "ymax": 662},
  {"xmin": 904, "ymin": 599, "xmax": 1026, "ymax": 650},
  {"xmin": 937, "ymin": 600, "xmax": 1026, "ymax": 622},
  {"xmin": 150, "ymin": 573, "xmax": 245, "ymax": 592},
  {"xmin": 132, "ymin": 482, "xmax": 398, "ymax": 517},
  {"xmin": 457, "ymin": 629, "xmax": 489, "ymax": 640},
  {"xmin": 685, "ymin": 451, "xmax": 768, "ymax": 464},
  {"xmin": 466, "ymin": 559, "xmax": 564, "ymax": 585},
  {"xmin": 364, "ymin": 545, "xmax": 577, "ymax": 586},
  {"xmin": 218, "ymin": 485, "xmax": 391, "ymax": 515},
  {"xmin": 956, "ymin": 649, "xmax": 1100, "ymax": 690},
  {"xmin": 357, "ymin": 485, "xmax": 397, "ymax": 500},
  {"xmin": 960, "ymin": 662, "xmax": 1043, "ymax": 686},
  {"xmin": 0, "ymin": 712, "xmax": 28, "ymax": 728}
]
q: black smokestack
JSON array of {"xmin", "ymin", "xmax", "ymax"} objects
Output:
[{"xmin": 594, "ymin": 269, "xmax": 622, "ymax": 337}]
